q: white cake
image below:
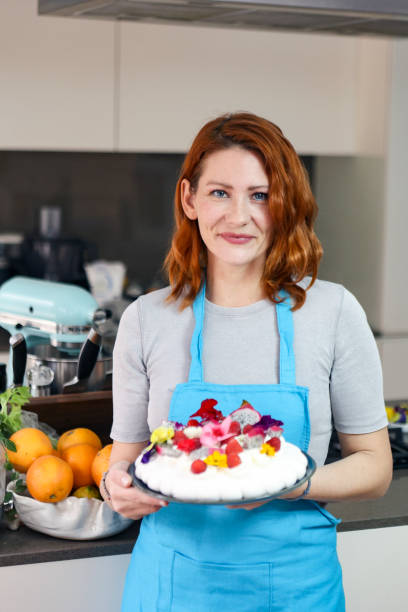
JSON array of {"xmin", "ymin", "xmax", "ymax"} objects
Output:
[{"xmin": 134, "ymin": 400, "xmax": 308, "ymax": 503}]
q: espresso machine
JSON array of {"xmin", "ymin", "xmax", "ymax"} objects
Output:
[{"xmin": 0, "ymin": 276, "xmax": 113, "ymax": 395}]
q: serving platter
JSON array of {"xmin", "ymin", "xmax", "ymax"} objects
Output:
[{"xmin": 128, "ymin": 451, "xmax": 316, "ymax": 505}]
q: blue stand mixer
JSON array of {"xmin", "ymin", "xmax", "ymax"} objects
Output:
[{"xmin": 0, "ymin": 276, "xmax": 113, "ymax": 394}]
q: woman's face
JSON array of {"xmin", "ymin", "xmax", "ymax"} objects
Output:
[{"xmin": 181, "ymin": 147, "xmax": 272, "ymax": 272}]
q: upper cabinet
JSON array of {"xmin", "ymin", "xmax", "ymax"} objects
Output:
[
  {"xmin": 0, "ymin": 3, "xmax": 391, "ymax": 155},
  {"xmin": 0, "ymin": 1, "xmax": 115, "ymax": 151},
  {"xmin": 117, "ymin": 21, "xmax": 387, "ymax": 155}
]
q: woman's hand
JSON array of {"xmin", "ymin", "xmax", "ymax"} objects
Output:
[{"xmin": 105, "ymin": 460, "xmax": 168, "ymax": 520}]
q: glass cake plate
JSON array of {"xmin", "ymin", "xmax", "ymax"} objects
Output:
[{"xmin": 127, "ymin": 452, "xmax": 316, "ymax": 505}]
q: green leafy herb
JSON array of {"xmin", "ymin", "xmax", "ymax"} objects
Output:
[{"xmin": 0, "ymin": 386, "xmax": 31, "ymax": 451}]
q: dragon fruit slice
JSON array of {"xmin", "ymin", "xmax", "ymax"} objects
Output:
[{"xmin": 230, "ymin": 400, "xmax": 261, "ymax": 429}]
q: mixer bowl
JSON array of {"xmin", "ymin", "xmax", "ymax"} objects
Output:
[{"xmin": 26, "ymin": 345, "xmax": 112, "ymax": 394}]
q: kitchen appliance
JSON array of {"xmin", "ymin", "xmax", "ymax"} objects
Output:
[
  {"xmin": 22, "ymin": 206, "xmax": 91, "ymax": 288},
  {"xmin": 39, "ymin": 0, "xmax": 408, "ymax": 38},
  {"xmin": 0, "ymin": 276, "xmax": 112, "ymax": 393},
  {"xmin": 0, "ymin": 233, "xmax": 24, "ymax": 284}
]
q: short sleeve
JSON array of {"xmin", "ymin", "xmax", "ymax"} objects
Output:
[
  {"xmin": 110, "ymin": 298, "xmax": 151, "ymax": 443},
  {"xmin": 330, "ymin": 288, "xmax": 388, "ymax": 434}
]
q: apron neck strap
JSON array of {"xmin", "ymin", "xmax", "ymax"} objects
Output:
[
  {"xmin": 275, "ymin": 290, "xmax": 296, "ymax": 385},
  {"xmin": 188, "ymin": 281, "xmax": 296, "ymax": 385},
  {"xmin": 188, "ymin": 280, "xmax": 206, "ymax": 383}
]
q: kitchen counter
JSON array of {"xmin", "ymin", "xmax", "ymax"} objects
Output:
[{"xmin": 1, "ymin": 469, "xmax": 407, "ymax": 568}]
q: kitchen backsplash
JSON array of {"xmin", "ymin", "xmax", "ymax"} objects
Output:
[{"xmin": 0, "ymin": 151, "xmax": 314, "ymax": 290}]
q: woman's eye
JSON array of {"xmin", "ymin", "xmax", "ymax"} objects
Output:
[
  {"xmin": 211, "ymin": 189, "xmax": 228, "ymax": 198},
  {"xmin": 252, "ymin": 192, "xmax": 268, "ymax": 202}
]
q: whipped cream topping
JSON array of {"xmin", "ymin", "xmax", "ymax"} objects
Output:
[{"xmin": 135, "ymin": 436, "xmax": 307, "ymax": 502}]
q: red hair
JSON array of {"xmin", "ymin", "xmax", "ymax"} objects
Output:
[{"xmin": 164, "ymin": 112, "xmax": 323, "ymax": 310}]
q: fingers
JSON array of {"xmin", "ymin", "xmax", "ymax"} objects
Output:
[{"xmin": 107, "ymin": 467, "xmax": 168, "ymax": 519}]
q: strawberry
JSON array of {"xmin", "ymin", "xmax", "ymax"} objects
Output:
[
  {"xmin": 228, "ymin": 420, "xmax": 241, "ymax": 435},
  {"xmin": 177, "ymin": 438, "xmax": 201, "ymax": 453},
  {"xmin": 225, "ymin": 438, "xmax": 243, "ymax": 455},
  {"xmin": 243, "ymin": 424, "xmax": 253, "ymax": 434},
  {"xmin": 173, "ymin": 430, "xmax": 187, "ymax": 444},
  {"xmin": 191, "ymin": 459, "xmax": 207, "ymax": 474},
  {"xmin": 227, "ymin": 453, "xmax": 241, "ymax": 468},
  {"xmin": 187, "ymin": 419, "xmax": 200, "ymax": 427},
  {"xmin": 267, "ymin": 437, "xmax": 281, "ymax": 452}
]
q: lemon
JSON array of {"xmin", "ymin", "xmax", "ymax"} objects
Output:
[{"xmin": 72, "ymin": 485, "xmax": 102, "ymax": 500}]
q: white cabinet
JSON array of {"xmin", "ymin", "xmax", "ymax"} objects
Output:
[
  {"xmin": 376, "ymin": 337, "xmax": 408, "ymax": 401},
  {"xmin": 118, "ymin": 21, "xmax": 362, "ymax": 154},
  {"xmin": 0, "ymin": 2, "xmax": 115, "ymax": 151}
]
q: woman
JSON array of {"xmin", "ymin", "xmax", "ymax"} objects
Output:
[{"xmin": 102, "ymin": 112, "xmax": 392, "ymax": 611}]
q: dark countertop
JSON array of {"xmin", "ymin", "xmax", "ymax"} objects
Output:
[{"xmin": 1, "ymin": 469, "xmax": 407, "ymax": 568}]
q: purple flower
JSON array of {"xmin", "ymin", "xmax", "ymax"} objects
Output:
[
  {"xmin": 141, "ymin": 446, "xmax": 156, "ymax": 463},
  {"xmin": 258, "ymin": 416, "xmax": 284, "ymax": 430}
]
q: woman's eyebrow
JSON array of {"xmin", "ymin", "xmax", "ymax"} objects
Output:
[{"xmin": 205, "ymin": 181, "xmax": 269, "ymax": 190}]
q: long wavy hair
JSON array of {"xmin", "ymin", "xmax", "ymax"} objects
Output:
[{"xmin": 164, "ymin": 112, "xmax": 323, "ymax": 310}]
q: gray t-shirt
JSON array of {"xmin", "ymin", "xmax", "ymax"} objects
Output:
[{"xmin": 111, "ymin": 278, "xmax": 387, "ymax": 466}]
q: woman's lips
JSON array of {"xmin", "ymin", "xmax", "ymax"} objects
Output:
[{"xmin": 219, "ymin": 233, "xmax": 254, "ymax": 244}]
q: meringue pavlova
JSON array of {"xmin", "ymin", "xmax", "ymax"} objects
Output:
[{"xmin": 134, "ymin": 399, "xmax": 308, "ymax": 503}]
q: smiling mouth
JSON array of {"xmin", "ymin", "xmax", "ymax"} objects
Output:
[{"xmin": 219, "ymin": 233, "xmax": 254, "ymax": 244}]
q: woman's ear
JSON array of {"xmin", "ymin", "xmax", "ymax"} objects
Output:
[{"xmin": 181, "ymin": 179, "xmax": 198, "ymax": 220}]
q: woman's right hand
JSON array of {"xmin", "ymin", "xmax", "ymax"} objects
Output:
[{"xmin": 104, "ymin": 460, "xmax": 168, "ymax": 520}]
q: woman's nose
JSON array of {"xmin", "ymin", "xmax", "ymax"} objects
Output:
[{"xmin": 225, "ymin": 195, "xmax": 250, "ymax": 225}]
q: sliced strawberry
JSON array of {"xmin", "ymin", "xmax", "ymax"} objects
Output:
[
  {"xmin": 177, "ymin": 438, "xmax": 202, "ymax": 453},
  {"xmin": 228, "ymin": 420, "xmax": 241, "ymax": 435},
  {"xmin": 267, "ymin": 437, "xmax": 281, "ymax": 452},
  {"xmin": 173, "ymin": 430, "xmax": 187, "ymax": 444},
  {"xmin": 191, "ymin": 459, "xmax": 207, "ymax": 474},
  {"xmin": 243, "ymin": 424, "xmax": 253, "ymax": 434},
  {"xmin": 227, "ymin": 453, "xmax": 241, "ymax": 468},
  {"xmin": 225, "ymin": 438, "xmax": 243, "ymax": 455}
]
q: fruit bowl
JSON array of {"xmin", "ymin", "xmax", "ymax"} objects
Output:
[{"xmin": 7, "ymin": 479, "xmax": 134, "ymax": 540}]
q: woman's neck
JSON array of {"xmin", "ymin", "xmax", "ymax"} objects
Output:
[{"xmin": 205, "ymin": 261, "xmax": 266, "ymax": 307}]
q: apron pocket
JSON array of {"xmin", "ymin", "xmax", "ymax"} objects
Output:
[{"xmin": 171, "ymin": 551, "xmax": 272, "ymax": 612}]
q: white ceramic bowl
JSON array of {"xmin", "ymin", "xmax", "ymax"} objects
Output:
[{"xmin": 7, "ymin": 480, "xmax": 134, "ymax": 540}]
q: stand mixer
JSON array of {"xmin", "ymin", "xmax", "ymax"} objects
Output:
[{"xmin": 0, "ymin": 276, "xmax": 113, "ymax": 394}]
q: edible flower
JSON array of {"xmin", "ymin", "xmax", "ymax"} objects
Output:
[
  {"xmin": 141, "ymin": 443, "xmax": 156, "ymax": 464},
  {"xmin": 150, "ymin": 425, "xmax": 175, "ymax": 445},
  {"xmin": 260, "ymin": 443, "xmax": 276, "ymax": 457},
  {"xmin": 191, "ymin": 399, "xmax": 224, "ymax": 422},
  {"xmin": 258, "ymin": 416, "xmax": 283, "ymax": 430},
  {"xmin": 200, "ymin": 416, "xmax": 232, "ymax": 447},
  {"xmin": 204, "ymin": 450, "xmax": 228, "ymax": 468}
]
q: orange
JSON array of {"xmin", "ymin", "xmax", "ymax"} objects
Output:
[
  {"xmin": 73, "ymin": 485, "xmax": 102, "ymax": 500},
  {"xmin": 7, "ymin": 428, "xmax": 54, "ymax": 473},
  {"xmin": 26, "ymin": 455, "xmax": 74, "ymax": 503},
  {"xmin": 57, "ymin": 428, "xmax": 102, "ymax": 454},
  {"xmin": 61, "ymin": 443, "xmax": 99, "ymax": 488},
  {"xmin": 91, "ymin": 444, "xmax": 113, "ymax": 487}
]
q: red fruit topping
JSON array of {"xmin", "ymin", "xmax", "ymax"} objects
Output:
[
  {"xmin": 191, "ymin": 459, "xmax": 207, "ymax": 474},
  {"xmin": 248, "ymin": 426, "xmax": 265, "ymax": 438},
  {"xmin": 243, "ymin": 424, "xmax": 253, "ymax": 434},
  {"xmin": 173, "ymin": 431, "xmax": 187, "ymax": 444},
  {"xmin": 227, "ymin": 453, "xmax": 241, "ymax": 468},
  {"xmin": 228, "ymin": 420, "xmax": 241, "ymax": 435},
  {"xmin": 177, "ymin": 438, "xmax": 202, "ymax": 454},
  {"xmin": 225, "ymin": 438, "xmax": 243, "ymax": 455},
  {"xmin": 267, "ymin": 437, "xmax": 281, "ymax": 452},
  {"xmin": 187, "ymin": 419, "xmax": 200, "ymax": 427}
]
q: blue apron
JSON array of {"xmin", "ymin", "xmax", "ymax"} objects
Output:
[{"xmin": 122, "ymin": 284, "xmax": 345, "ymax": 612}]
